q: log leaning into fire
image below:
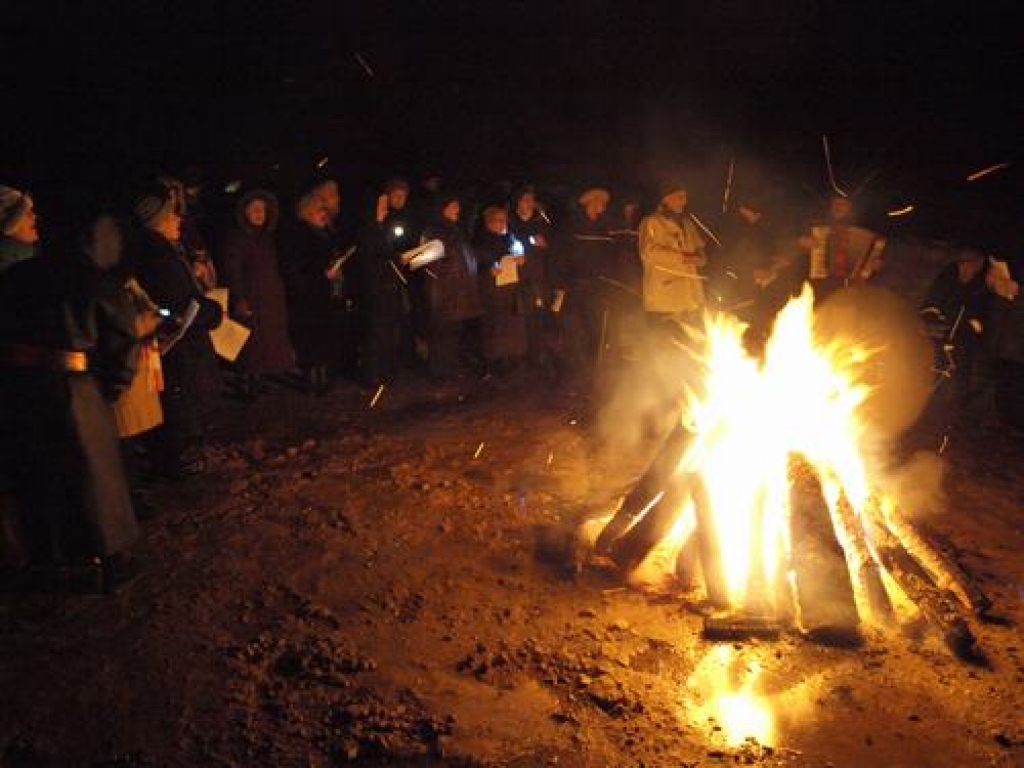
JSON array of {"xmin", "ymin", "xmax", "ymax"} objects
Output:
[
  {"xmin": 832, "ymin": 496, "xmax": 896, "ymax": 627},
  {"xmin": 880, "ymin": 508, "xmax": 993, "ymax": 617},
  {"xmin": 690, "ymin": 472, "xmax": 730, "ymax": 609},
  {"xmin": 606, "ymin": 479, "xmax": 690, "ymax": 574},
  {"xmin": 594, "ymin": 422, "xmax": 694, "ymax": 558},
  {"xmin": 860, "ymin": 501, "xmax": 978, "ymax": 659},
  {"xmin": 787, "ymin": 455, "xmax": 862, "ymax": 646}
]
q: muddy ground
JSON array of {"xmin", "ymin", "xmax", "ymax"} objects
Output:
[{"xmin": 1, "ymin": 372, "xmax": 1021, "ymax": 768}]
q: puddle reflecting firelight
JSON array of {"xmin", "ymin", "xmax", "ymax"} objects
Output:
[{"xmin": 685, "ymin": 646, "xmax": 776, "ymax": 747}]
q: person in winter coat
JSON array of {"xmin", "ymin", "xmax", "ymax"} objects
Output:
[
  {"xmin": 562, "ymin": 187, "xmax": 617, "ymax": 371},
  {"xmin": 0, "ymin": 206, "xmax": 140, "ymax": 591},
  {"xmin": 639, "ymin": 180, "xmax": 707, "ymax": 324},
  {"xmin": 279, "ymin": 193, "xmax": 337, "ymax": 394},
  {"xmin": 919, "ymin": 247, "xmax": 993, "ymax": 426},
  {"xmin": 0, "ymin": 185, "xmax": 39, "ymax": 274},
  {"xmin": 473, "ymin": 205, "xmax": 527, "ymax": 370},
  {"xmin": 508, "ymin": 185, "xmax": 552, "ymax": 367},
  {"xmin": 222, "ymin": 190, "xmax": 295, "ymax": 396},
  {"xmin": 420, "ymin": 194, "xmax": 482, "ymax": 380},
  {"xmin": 356, "ymin": 179, "xmax": 420, "ymax": 386},
  {"xmin": 130, "ymin": 188, "xmax": 223, "ymax": 480}
]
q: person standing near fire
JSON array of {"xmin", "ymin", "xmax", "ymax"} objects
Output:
[
  {"xmin": 507, "ymin": 185, "xmax": 552, "ymax": 369},
  {"xmin": 356, "ymin": 178, "xmax": 420, "ymax": 386},
  {"xmin": 798, "ymin": 195, "xmax": 885, "ymax": 301},
  {"xmin": 639, "ymin": 180, "xmax": 708, "ymax": 327}
]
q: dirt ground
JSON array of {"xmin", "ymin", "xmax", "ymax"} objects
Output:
[{"xmin": 1, "ymin": 372, "xmax": 1021, "ymax": 768}]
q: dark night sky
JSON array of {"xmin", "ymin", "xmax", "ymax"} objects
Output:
[{"xmin": 3, "ymin": 0, "xmax": 1022, "ymax": 246}]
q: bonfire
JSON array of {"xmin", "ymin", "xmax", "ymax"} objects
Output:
[{"xmin": 584, "ymin": 287, "xmax": 989, "ymax": 658}]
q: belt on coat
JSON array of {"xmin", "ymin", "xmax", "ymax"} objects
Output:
[{"xmin": 0, "ymin": 343, "xmax": 90, "ymax": 373}]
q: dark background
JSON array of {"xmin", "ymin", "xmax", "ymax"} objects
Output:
[{"xmin": 3, "ymin": 0, "xmax": 1021, "ymax": 247}]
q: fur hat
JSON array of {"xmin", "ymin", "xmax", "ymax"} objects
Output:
[
  {"xmin": 656, "ymin": 179, "xmax": 686, "ymax": 201},
  {"xmin": 133, "ymin": 190, "xmax": 175, "ymax": 227},
  {"xmin": 0, "ymin": 185, "xmax": 32, "ymax": 236},
  {"xmin": 578, "ymin": 187, "xmax": 610, "ymax": 208}
]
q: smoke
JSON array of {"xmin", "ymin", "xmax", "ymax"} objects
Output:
[
  {"xmin": 875, "ymin": 450, "xmax": 947, "ymax": 520},
  {"xmin": 592, "ymin": 321, "xmax": 704, "ymax": 461}
]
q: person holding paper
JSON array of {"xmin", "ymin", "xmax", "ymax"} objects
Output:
[
  {"xmin": 473, "ymin": 205, "xmax": 526, "ymax": 371},
  {"xmin": 222, "ymin": 190, "xmax": 294, "ymax": 397},
  {"xmin": 355, "ymin": 178, "xmax": 420, "ymax": 386},
  {"xmin": 508, "ymin": 185, "xmax": 553, "ymax": 368},
  {"xmin": 130, "ymin": 186, "xmax": 223, "ymax": 480},
  {"xmin": 420, "ymin": 194, "xmax": 482, "ymax": 380},
  {"xmin": 279, "ymin": 193, "xmax": 337, "ymax": 395}
]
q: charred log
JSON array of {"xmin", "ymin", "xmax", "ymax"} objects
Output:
[
  {"xmin": 861, "ymin": 501, "xmax": 978, "ymax": 659},
  {"xmin": 595, "ymin": 422, "xmax": 695, "ymax": 555},
  {"xmin": 882, "ymin": 511, "xmax": 992, "ymax": 617},
  {"xmin": 787, "ymin": 455, "xmax": 862, "ymax": 646},
  {"xmin": 607, "ymin": 479, "xmax": 691, "ymax": 573},
  {"xmin": 703, "ymin": 614, "xmax": 782, "ymax": 640}
]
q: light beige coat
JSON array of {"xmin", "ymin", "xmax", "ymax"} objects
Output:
[{"xmin": 639, "ymin": 210, "xmax": 706, "ymax": 313}]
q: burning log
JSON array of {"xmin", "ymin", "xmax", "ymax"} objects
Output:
[
  {"xmin": 703, "ymin": 614, "xmax": 781, "ymax": 640},
  {"xmin": 594, "ymin": 422, "xmax": 694, "ymax": 556},
  {"xmin": 787, "ymin": 455, "xmax": 862, "ymax": 646},
  {"xmin": 832, "ymin": 495, "xmax": 896, "ymax": 627},
  {"xmin": 879, "ymin": 508, "xmax": 992, "ymax": 617},
  {"xmin": 860, "ymin": 501, "xmax": 978, "ymax": 659},
  {"xmin": 607, "ymin": 479, "xmax": 690, "ymax": 573},
  {"xmin": 691, "ymin": 472, "xmax": 730, "ymax": 609}
]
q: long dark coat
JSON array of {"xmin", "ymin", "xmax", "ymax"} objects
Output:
[
  {"xmin": 279, "ymin": 220, "xmax": 337, "ymax": 368},
  {"xmin": 421, "ymin": 220, "xmax": 482, "ymax": 324},
  {"xmin": 222, "ymin": 192, "xmax": 295, "ymax": 375},
  {"xmin": 508, "ymin": 211, "xmax": 552, "ymax": 305},
  {"xmin": 473, "ymin": 229, "xmax": 526, "ymax": 361},
  {"xmin": 131, "ymin": 227, "xmax": 223, "ymax": 394},
  {"xmin": 0, "ymin": 254, "xmax": 140, "ymax": 562}
]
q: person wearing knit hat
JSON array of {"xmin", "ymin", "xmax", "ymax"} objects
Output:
[
  {"xmin": 133, "ymin": 191, "xmax": 177, "ymax": 231},
  {"xmin": 639, "ymin": 178, "xmax": 707, "ymax": 320},
  {"xmin": 0, "ymin": 185, "xmax": 39, "ymax": 274},
  {"xmin": 126, "ymin": 185, "xmax": 223, "ymax": 481},
  {"xmin": 656, "ymin": 178, "xmax": 687, "ymax": 202}
]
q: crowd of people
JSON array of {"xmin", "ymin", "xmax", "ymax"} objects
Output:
[{"xmin": 0, "ymin": 169, "xmax": 1021, "ymax": 592}]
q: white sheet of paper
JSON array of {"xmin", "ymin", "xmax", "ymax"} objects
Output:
[
  {"xmin": 210, "ymin": 318, "xmax": 251, "ymax": 362},
  {"xmin": 495, "ymin": 255, "xmax": 519, "ymax": 287}
]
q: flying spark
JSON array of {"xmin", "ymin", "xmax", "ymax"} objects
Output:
[
  {"xmin": 369, "ymin": 384, "xmax": 385, "ymax": 409},
  {"xmin": 722, "ymin": 158, "xmax": 735, "ymax": 213},
  {"xmin": 887, "ymin": 205, "xmax": 915, "ymax": 217},
  {"xmin": 822, "ymin": 135, "xmax": 849, "ymax": 197},
  {"xmin": 966, "ymin": 162, "xmax": 1010, "ymax": 182},
  {"xmin": 689, "ymin": 213, "xmax": 723, "ymax": 247},
  {"xmin": 354, "ymin": 52, "xmax": 375, "ymax": 77},
  {"xmin": 473, "ymin": 442, "xmax": 485, "ymax": 459}
]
